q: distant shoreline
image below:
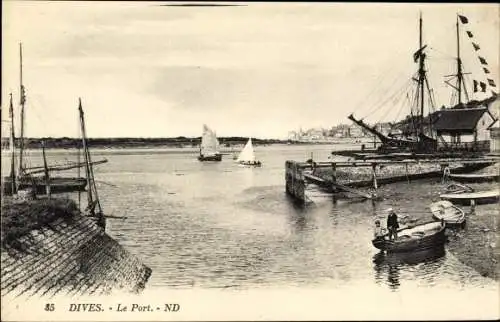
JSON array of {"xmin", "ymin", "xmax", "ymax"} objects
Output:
[{"xmin": 1, "ymin": 137, "xmax": 376, "ymax": 149}]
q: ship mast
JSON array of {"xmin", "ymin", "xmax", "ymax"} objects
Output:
[
  {"xmin": 18, "ymin": 43, "xmax": 26, "ymax": 177},
  {"xmin": 455, "ymin": 15, "xmax": 469, "ymax": 105},
  {"xmin": 418, "ymin": 12, "xmax": 426, "ymax": 136},
  {"xmin": 9, "ymin": 93, "xmax": 17, "ymax": 194},
  {"xmin": 78, "ymin": 98, "xmax": 105, "ymax": 229}
]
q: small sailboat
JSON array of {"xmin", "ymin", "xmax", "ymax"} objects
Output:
[
  {"xmin": 198, "ymin": 124, "xmax": 222, "ymax": 162},
  {"xmin": 236, "ymin": 138, "xmax": 262, "ymax": 167}
]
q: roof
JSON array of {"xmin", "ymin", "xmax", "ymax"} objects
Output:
[
  {"xmin": 1, "ymin": 200, "xmax": 151, "ymax": 298},
  {"xmin": 433, "ymin": 108, "xmax": 489, "ymax": 132}
]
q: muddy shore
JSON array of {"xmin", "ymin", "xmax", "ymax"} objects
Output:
[{"xmin": 319, "ymin": 163, "xmax": 500, "ymax": 281}]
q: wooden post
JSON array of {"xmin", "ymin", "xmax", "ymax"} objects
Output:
[
  {"xmin": 331, "ymin": 162, "xmax": 337, "ymax": 184},
  {"xmin": 405, "ymin": 163, "xmax": 409, "ymax": 183},
  {"xmin": 372, "ymin": 163, "xmax": 378, "ymax": 190},
  {"xmin": 42, "ymin": 141, "xmax": 51, "ymax": 199}
]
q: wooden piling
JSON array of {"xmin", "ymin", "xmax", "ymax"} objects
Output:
[
  {"xmin": 371, "ymin": 163, "xmax": 378, "ymax": 190},
  {"xmin": 285, "ymin": 161, "xmax": 305, "ymax": 203}
]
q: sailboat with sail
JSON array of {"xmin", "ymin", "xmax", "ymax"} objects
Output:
[
  {"xmin": 236, "ymin": 138, "xmax": 262, "ymax": 167},
  {"xmin": 2, "ymin": 43, "xmax": 107, "ymax": 196},
  {"xmin": 198, "ymin": 124, "xmax": 222, "ymax": 161}
]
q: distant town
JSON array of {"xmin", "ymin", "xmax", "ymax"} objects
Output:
[{"xmin": 287, "ymin": 122, "xmax": 392, "ymax": 142}]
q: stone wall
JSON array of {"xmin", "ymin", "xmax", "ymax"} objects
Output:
[{"xmin": 1, "ymin": 212, "xmax": 151, "ymax": 298}]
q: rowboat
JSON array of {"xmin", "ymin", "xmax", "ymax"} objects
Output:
[
  {"xmin": 429, "ymin": 200, "xmax": 466, "ymax": 228},
  {"xmin": 440, "ymin": 189, "xmax": 500, "ymax": 205},
  {"xmin": 445, "ymin": 183, "xmax": 474, "ymax": 194},
  {"xmin": 447, "ymin": 173, "xmax": 500, "ymax": 183},
  {"xmin": 372, "ymin": 221, "xmax": 446, "ymax": 253}
]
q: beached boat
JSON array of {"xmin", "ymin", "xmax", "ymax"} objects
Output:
[
  {"xmin": 372, "ymin": 221, "xmax": 446, "ymax": 253},
  {"xmin": 440, "ymin": 189, "xmax": 500, "ymax": 205},
  {"xmin": 429, "ymin": 200, "xmax": 466, "ymax": 228},
  {"xmin": 447, "ymin": 173, "xmax": 500, "ymax": 183},
  {"xmin": 445, "ymin": 182, "xmax": 474, "ymax": 194},
  {"xmin": 236, "ymin": 138, "xmax": 262, "ymax": 167},
  {"xmin": 198, "ymin": 124, "xmax": 222, "ymax": 162}
]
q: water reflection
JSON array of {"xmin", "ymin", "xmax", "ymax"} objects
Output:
[{"xmin": 373, "ymin": 247, "xmax": 446, "ymax": 290}]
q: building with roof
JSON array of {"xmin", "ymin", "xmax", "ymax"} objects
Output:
[{"xmin": 433, "ymin": 107, "xmax": 497, "ymax": 152}]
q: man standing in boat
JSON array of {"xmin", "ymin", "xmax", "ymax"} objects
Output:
[{"xmin": 386, "ymin": 208, "xmax": 399, "ymax": 240}]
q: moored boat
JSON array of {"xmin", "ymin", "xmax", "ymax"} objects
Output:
[
  {"xmin": 3, "ymin": 176, "xmax": 87, "ymax": 195},
  {"xmin": 429, "ymin": 200, "xmax": 466, "ymax": 228},
  {"xmin": 447, "ymin": 173, "xmax": 500, "ymax": 183},
  {"xmin": 445, "ymin": 182, "xmax": 474, "ymax": 194},
  {"xmin": 440, "ymin": 189, "xmax": 500, "ymax": 205},
  {"xmin": 372, "ymin": 221, "xmax": 446, "ymax": 253}
]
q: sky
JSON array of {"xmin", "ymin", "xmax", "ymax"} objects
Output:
[{"xmin": 1, "ymin": 2, "xmax": 499, "ymax": 139}]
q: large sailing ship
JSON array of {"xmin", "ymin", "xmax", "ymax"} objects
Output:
[{"xmin": 348, "ymin": 13, "xmax": 498, "ymax": 154}]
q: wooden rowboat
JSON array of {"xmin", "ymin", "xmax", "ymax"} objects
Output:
[
  {"xmin": 429, "ymin": 200, "xmax": 465, "ymax": 228},
  {"xmin": 440, "ymin": 189, "xmax": 500, "ymax": 205},
  {"xmin": 445, "ymin": 183, "xmax": 474, "ymax": 194},
  {"xmin": 447, "ymin": 173, "xmax": 500, "ymax": 183},
  {"xmin": 372, "ymin": 221, "xmax": 446, "ymax": 253}
]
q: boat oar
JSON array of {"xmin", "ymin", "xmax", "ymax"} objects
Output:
[
  {"xmin": 103, "ymin": 214, "xmax": 127, "ymax": 220},
  {"xmin": 95, "ymin": 180, "xmax": 118, "ymax": 188}
]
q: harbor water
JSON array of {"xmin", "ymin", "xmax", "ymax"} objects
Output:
[{"xmin": 2, "ymin": 144, "xmax": 498, "ymax": 293}]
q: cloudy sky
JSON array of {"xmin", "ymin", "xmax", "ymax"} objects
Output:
[{"xmin": 2, "ymin": 2, "xmax": 498, "ymax": 138}]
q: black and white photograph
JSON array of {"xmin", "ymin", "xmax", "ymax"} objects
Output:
[{"xmin": 1, "ymin": 1, "xmax": 499, "ymax": 320}]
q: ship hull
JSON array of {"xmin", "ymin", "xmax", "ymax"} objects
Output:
[
  {"xmin": 198, "ymin": 154, "xmax": 222, "ymax": 162},
  {"xmin": 2, "ymin": 176, "xmax": 87, "ymax": 195}
]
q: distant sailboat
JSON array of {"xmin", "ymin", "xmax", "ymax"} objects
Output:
[
  {"xmin": 236, "ymin": 138, "xmax": 262, "ymax": 167},
  {"xmin": 198, "ymin": 124, "xmax": 222, "ymax": 161}
]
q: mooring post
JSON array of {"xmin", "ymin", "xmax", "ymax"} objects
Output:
[
  {"xmin": 371, "ymin": 163, "xmax": 378, "ymax": 190},
  {"xmin": 286, "ymin": 161, "xmax": 293, "ymax": 195},
  {"xmin": 470, "ymin": 199, "xmax": 476, "ymax": 215},
  {"xmin": 405, "ymin": 163, "xmax": 409, "ymax": 184},
  {"xmin": 331, "ymin": 162, "xmax": 337, "ymax": 184}
]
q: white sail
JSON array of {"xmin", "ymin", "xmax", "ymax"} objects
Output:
[
  {"xmin": 237, "ymin": 138, "xmax": 256, "ymax": 162},
  {"xmin": 200, "ymin": 124, "xmax": 220, "ymax": 156}
]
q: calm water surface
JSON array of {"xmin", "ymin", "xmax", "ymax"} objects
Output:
[{"xmin": 3, "ymin": 144, "xmax": 498, "ymax": 292}]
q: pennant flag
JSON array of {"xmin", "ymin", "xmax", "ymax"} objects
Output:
[
  {"xmin": 488, "ymin": 79, "xmax": 496, "ymax": 87},
  {"xmin": 479, "ymin": 56, "xmax": 488, "ymax": 65},
  {"xmin": 480, "ymin": 82, "xmax": 487, "ymax": 92},
  {"xmin": 413, "ymin": 45, "xmax": 427, "ymax": 63},
  {"xmin": 483, "ymin": 67, "xmax": 490, "ymax": 74},
  {"xmin": 472, "ymin": 42, "xmax": 480, "ymax": 51},
  {"xmin": 473, "ymin": 80, "xmax": 479, "ymax": 93},
  {"xmin": 466, "ymin": 31, "xmax": 474, "ymax": 38},
  {"xmin": 458, "ymin": 15, "xmax": 469, "ymax": 24}
]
